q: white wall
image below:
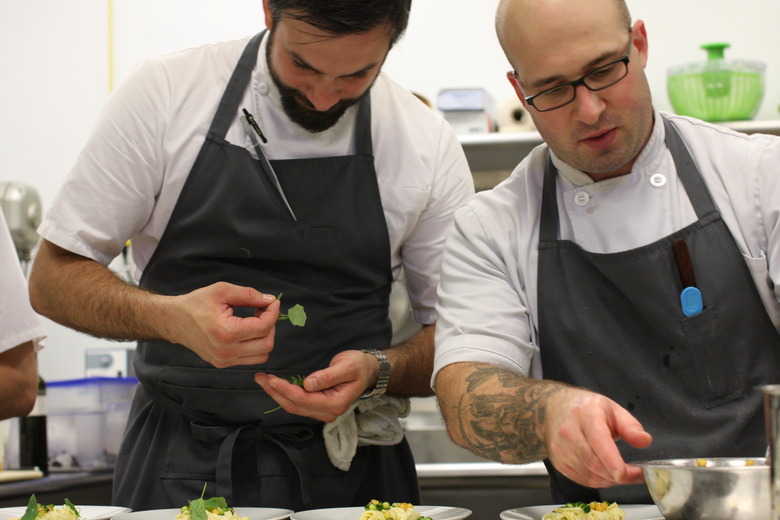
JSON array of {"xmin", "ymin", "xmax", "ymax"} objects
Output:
[{"xmin": 2, "ymin": 0, "xmax": 779, "ymax": 381}]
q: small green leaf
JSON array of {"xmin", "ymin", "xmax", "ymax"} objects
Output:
[
  {"xmin": 188, "ymin": 483, "xmax": 208, "ymax": 520},
  {"xmin": 21, "ymin": 494, "xmax": 38, "ymax": 520},
  {"xmin": 283, "ymin": 304, "xmax": 307, "ymax": 327},
  {"xmin": 189, "ymin": 499, "xmax": 206, "ymax": 520},
  {"xmin": 263, "ymin": 375, "xmax": 305, "ymax": 413},
  {"xmin": 202, "ymin": 497, "xmax": 228, "ymax": 511},
  {"xmin": 64, "ymin": 499, "xmax": 81, "ymax": 518}
]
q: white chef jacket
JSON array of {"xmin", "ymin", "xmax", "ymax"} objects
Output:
[
  {"xmin": 433, "ymin": 112, "xmax": 780, "ymax": 381},
  {"xmin": 0, "ymin": 211, "xmax": 46, "ymax": 353},
  {"xmin": 39, "ymin": 34, "xmax": 474, "ymax": 326}
]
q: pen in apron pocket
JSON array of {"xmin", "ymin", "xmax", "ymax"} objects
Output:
[
  {"xmin": 672, "ymin": 238, "xmax": 703, "ymax": 317},
  {"xmin": 240, "ymin": 108, "xmax": 297, "ymax": 221}
]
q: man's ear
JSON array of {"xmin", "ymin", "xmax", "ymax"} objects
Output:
[
  {"xmin": 263, "ymin": 0, "xmax": 273, "ymax": 31},
  {"xmin": 506, "ymin": 70, "xmax": 530, "ymax": 109}
]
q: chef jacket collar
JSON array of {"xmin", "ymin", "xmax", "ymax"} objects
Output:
[{"xmin": 551, "ymin": 110, "xmax": 668, "ymax": 189}]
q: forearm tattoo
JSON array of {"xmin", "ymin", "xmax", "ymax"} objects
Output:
[{"xmin": 446, "ymin": 364, "xmax": 565, "ymax": 463}]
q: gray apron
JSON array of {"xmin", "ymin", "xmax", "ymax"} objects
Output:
[
  {"xmin": 537, "ymin": 116, "xmax": 780, "ymax": 503},
  {"xmin": 112, "ymin": 31, "xmax": 420, "ymax": 511}
]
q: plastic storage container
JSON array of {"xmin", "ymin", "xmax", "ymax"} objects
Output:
[
  {"xmin": 5, "ymin": 377, "xmax": 139, "ymax": 472},
  {"xmin": 667, "ymin": 42, "xmax": 765, "ymax": 122}
]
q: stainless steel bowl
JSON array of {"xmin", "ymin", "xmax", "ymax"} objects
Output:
[{"xmin": 635, "ymin": 457, "xmax": 769, "ymax": 520}]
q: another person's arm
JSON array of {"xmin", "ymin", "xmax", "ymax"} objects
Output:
[
  {"xmin": 435, "ymin": 361, "xmax": 652, "ymax": 489},
  {"xmin": 29, "ymin": 240, "xmax": 281, "ymax": 368},
  {"xmin": 433, "ymin": 196, "xmax": 651, "ymax": 490},
  {"xmin": 0, "ymin": 341, "xmax": 37, "ymax": 419}
]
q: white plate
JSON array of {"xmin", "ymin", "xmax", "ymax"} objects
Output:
[
  {"xmin": 290, "ymin": 506, "xmax": 471, "ymax": 520},
  {"xmin": 113, "ymin": 509, "xmax": 291, "ymax": 520},
  {"xmin": 0, "ymin": 506, "xmax": 131, "ymax": 520},
  {"xmin": 499, "ymin": 504, "xmax": 663, "ymax": 520}
]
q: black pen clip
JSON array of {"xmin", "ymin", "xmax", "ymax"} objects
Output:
[
  {"xmin": 239, "ymin": 112, "xmax": 297, "ymax": 221},
  {"xmin": 242, "ymin": 108, "xmax": 267, "ymax": 143}
]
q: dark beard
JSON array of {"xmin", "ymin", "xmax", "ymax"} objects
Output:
[
  {"xmin": 275, "ymin": 74, "xmax": 361, "ymax": 133},
  {"xmin": 266, "ymin": 34, "xmax": 368, "ymax": 133}
]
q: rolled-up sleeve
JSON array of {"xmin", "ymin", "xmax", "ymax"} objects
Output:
[{"xmin": 433, "ymin": 201, "xmax": 537, "ymax": 385}]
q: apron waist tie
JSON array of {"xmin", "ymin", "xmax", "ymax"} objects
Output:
[{"xmin": 190, "ymin": 422, "xmax": 315, "ymax": 505}]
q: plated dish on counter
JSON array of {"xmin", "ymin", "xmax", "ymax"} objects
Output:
[
  {"xmin": 0, "ymin": 506, "xmax": 131, "ymax": 520},
  {"xmin": 290, "ymin": 506, "xmax": 471, "ymax": 520},
  {"xmin": 499, "ymin": 504, "xmax": 663, "ymax": 520},
  {"xmin": 112, "ymin": 509, "xmax": 292, "ymax": 520}
]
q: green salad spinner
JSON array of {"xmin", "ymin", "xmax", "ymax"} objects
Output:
[{"xmin": 667, "ymin": 42, "xmax": 765, "ymax": 122}]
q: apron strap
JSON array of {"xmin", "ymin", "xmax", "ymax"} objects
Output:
[
  {"xmin": 539, "ymin": 154, "xmax": 559, "ymax": 243},
  {"xmin": 661, "ymin": 116, "xmax": 718, "ymax": 219},
  {"xmin": 191, "ymin": 422, "xmax": 316, "ymax": 505},
  {"xmin": 353, "ymin": 94, "xmax": 373, "ymax": 156},
  {"xmin": 208, "ymin": 31, "xmax": 266, "ymax": 139}
]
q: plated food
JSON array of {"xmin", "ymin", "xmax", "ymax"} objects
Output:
[
  {"xmin": 176, "ymin": 502, "xmax": 248, "ymax": 520},
  {"xmin": 359, "ymin": 500, "xmax": 430, "ymax": 520},
  {"xmin": 290, "ymin": 505, "xmax": 471, "ymax": 520},
  {"xmin": 111, "ymin": 509, "xmax": 291, "ymax": 520},
  {"xmin": 3, "ymin": 495, "xmax": 84, "ymax": 520},
  {"xmin": 541, "ymin": 502, "xmax": 625, "ymax": 520},
  {"xmin": 499, "ymin": 504, "xmax": 660, "ymax": 520}
]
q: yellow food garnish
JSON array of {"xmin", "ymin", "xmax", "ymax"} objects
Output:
[{"xmin": 696, "ymin": 458, "xmax": 707, "ymax": 467}]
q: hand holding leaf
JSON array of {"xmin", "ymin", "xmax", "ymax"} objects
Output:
[
  {"xmin": 264, "ymin": 374, "xmax": 305, "ymax": 414},
  {"xmin": 276, "ymin": 293, "xmax": 306, "ymax": 327}
]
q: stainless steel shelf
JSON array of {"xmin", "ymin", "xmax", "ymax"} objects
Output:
[{"xmin": 416, "ymin": 461, "xmax": 547, "ymax": 478}]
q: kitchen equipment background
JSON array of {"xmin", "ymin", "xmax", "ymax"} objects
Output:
[
  {"xmin": 667, "ymin": 42, "xmax": 765, "ymax": 122},
  {"xmin": 496, "ymin": 96, "xmax": 535, "ymax": 133},
  {"xmin": 765, "ymin": 385, "xmax": 780, "ymax": 520},
  {"xmin": 437, "ymin": 88, "xmax": 496, "ymax": 135},
  {"xmin": 635, "ymin": 457, "xmax": 770, "ymax": 520},
  {"xmin": 0, "ymin": 182, "xmax": 42, "ymax": 274},
  {"xmin": 4, "ymin": 377, "xmax": 138, "ymax": 472}
]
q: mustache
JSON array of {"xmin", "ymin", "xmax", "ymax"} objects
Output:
[{"xmin": 291, "ymin": 90, "xmax": 358, "ymax": 115}]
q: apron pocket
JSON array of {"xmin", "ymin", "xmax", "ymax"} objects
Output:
[
  {"xmin": 155, "ymin": 368, "xmax": 318, "ymax": 425},
  {"xmin": 681, "ymin": 304, "xmax": 743, "ymax": 409}
]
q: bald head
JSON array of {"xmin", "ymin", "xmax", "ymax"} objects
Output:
[{"xmin": 496, "ymin": 0, "xmax": 631, "ymax": 74}]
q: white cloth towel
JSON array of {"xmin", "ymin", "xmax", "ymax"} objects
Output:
[{"xmin": 323, "ymin": 395, "xmax": 411, "ymax": 471}]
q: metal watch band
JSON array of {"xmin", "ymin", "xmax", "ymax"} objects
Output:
[{"xmin": 360, "ymin": 348, "xmax": 390, "ymax": 399}]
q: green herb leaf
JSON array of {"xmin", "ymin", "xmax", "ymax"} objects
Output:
[
  {"xmin": 21, "ymin": 494, "xmax": 38, "ymax": 520},
  {"xmin": 264, "ymin": 375, "xmax": 305, "ymax": 414},
  {"xmin": 202, "ymin": 497, "xmax": 228, "ymax": 511},
  {"xmin": 275, "ymin": 293, "xmax": 306, "ymax": 327},
  {"xmin": 282, "ymin": 304, "xmax": 306, "ymax": 327},
  {"xmin": 188, "ymin": 483, "xmax": 208, "ymax": 520},
  {"xmin": 64, "ymin": 499, "xmax": 81, "ymax": 518}
]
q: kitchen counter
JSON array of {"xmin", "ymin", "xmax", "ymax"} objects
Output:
[
  {"xmin": 418, "ymin": 462, "xmax": 550, "ymax": 519},
  {"xmin": 0, "ymin": 466, "xmax": 550, "ymax": 518},
  {"xmin": 0, "ymin": 472, "xmax": 113, "ymax": 507}
]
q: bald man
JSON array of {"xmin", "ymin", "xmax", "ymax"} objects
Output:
[{"xmin": 433, "ymin": 0, "xmax": 780, "ymax": 504}]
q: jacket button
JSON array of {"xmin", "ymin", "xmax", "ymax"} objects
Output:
[
  {"xmin": 574, "ymin": 191, "xmax": 590, "ymax": 206},
  {"xmin": 650, "ymin": 173, "xmax": 667, "ymax": 187}
]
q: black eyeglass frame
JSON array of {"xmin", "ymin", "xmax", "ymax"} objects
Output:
[{"xmin": 515, "ymin": 30, "xmax": 634, "ymax": 112}]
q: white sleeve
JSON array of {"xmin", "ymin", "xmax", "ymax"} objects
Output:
[
  {"xmin": 38, "ymin": 57, "xmax": 171, "ymax": 265},
  {"xmin": 757, "ymin": 136, "xmax": 780, "ymax": 310},
  {"xmin": 401, "ymin": 119, "xmax": 474, "ymax": 325},
  {"xmin": 433, "ymin": 202, "xmax": 536, "ymax": 383},
  {"xmin": 0, "ymin": 212, "xmax": 46, "ymax": 352}
]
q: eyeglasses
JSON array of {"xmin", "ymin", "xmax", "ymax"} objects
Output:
[{"xmin": 515, "ymin": 32, "xmax": 633, "ymax": 112}]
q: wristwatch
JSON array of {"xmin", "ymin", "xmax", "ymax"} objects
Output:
[{"xmin": 360, "ymin": 349, "xmax": 390, "ymax": 399}]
